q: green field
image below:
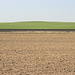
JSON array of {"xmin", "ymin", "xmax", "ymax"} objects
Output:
[{"xmin": 0, "ymin": 21, "xmax": 75, "ymax": 29}]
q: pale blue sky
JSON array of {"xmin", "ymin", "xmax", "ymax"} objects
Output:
[{"xmin": 0, "ymin": 0, "xmax": 75, "ymax": 22}]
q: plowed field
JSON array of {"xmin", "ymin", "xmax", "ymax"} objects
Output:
[{"xmin": 0, "ymin": 31, "xmax": 75, "ymax": 75}]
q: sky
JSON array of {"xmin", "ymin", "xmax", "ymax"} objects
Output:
[{"xmin": 0, "ymin": 0, "xmax": 75, "ymax": 22}]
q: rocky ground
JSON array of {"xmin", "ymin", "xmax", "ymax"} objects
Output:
[{"xmin": 0, "ymin": 31, "xmax": 75, "ymax": 75}]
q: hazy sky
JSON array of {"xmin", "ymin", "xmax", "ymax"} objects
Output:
[{"xmin": 0, "ymin": 0, "xmax": 75, "ymax": 22}]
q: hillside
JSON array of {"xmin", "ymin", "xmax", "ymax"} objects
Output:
[{"xmin": 0, "ymin": 21, "xmax": 75, "ymax": 29}]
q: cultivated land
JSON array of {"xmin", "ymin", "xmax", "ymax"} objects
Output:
[
  {"xmin": 0, "ymin": 21, "xmax": 75, "ymax": 29},
  {"xmin": 0, "ymin": 31, "xmax": 75, "ymax": 75}
]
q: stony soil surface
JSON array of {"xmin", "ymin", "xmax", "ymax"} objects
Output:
[{"xmin": 0, "ymin": 31, "xmax": 75, "ymax": 75}]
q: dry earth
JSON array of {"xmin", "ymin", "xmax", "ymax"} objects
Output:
[{"xmin": 0, "ymin": 31, "xmax": 75, "ymax": 75}]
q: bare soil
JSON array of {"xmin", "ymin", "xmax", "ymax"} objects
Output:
[{"xmin": 0, "ymin": 31, "xmax": 75, "ymax": 75}]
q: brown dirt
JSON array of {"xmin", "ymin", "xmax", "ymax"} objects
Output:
[{"xmin": 0, "ymin": 31, "xmax": 75, "ymax": 75}]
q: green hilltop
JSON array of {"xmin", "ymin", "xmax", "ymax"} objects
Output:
[{"xmin": 0, "ymin": 21, "xmax": 75, "ymax": 29}]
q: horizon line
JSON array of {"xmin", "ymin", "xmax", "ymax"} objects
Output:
[{"xmin": 0, "ymin": 21, "xmax": 75, "ymax": 23}]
